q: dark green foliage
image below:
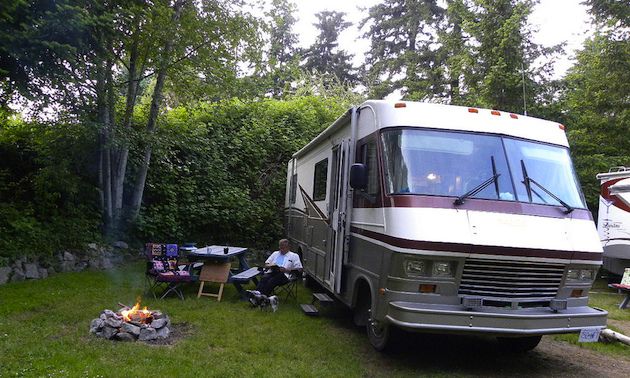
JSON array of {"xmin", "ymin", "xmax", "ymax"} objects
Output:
[
  {"xmin": 302, "ymin": 11, "xmax": 359, "ymax": 88},
  {"xmin": 0, "ymin": 118, "xmax": 101, "ymax": 260},
  {"xmin": 134, "ymin": 97, "xmax": 347, "ymax": 248},
  {"xmin": 562, "ymin": 32, "xmax": 630, "ymax": 213}
]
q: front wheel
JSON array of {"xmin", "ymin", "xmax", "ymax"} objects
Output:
[
  {"xmin": 367, "ymin": 308, "xmax": 394, "ymax": 351},
  {"xmin": 496, "ymin": 335, "xmax": 542, "ymax": 353}
]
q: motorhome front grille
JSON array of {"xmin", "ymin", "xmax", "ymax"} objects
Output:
[{"xmin": 458, "ymin": 259, "xmax": 565, "ymax": 307}]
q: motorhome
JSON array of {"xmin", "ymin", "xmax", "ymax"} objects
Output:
[
  {"xmin": 596, "ymin": 167, "xmax": 630, "ymax": 277},
  {"xmin": 284, "ymin": 100, "xmax": 607, "ymax": 351}
]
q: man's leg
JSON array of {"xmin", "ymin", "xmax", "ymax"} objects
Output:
[
  {"xmin": 260, "ymin": 273, "xmax": 288, "ymax": 296},
  {"xmin": 256, "ymin": 273, "xmax": 273, "ymax": 292}
]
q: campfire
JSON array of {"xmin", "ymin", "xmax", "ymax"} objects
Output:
[{"xmin": 90, "ymin": 301, "xmax": 171, "ymax": 342}]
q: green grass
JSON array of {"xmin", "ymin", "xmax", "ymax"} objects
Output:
[
  {"xmin": 0, "ymin": 262, "xmax": 378, "ymax": 378},
  {"xmin": 1, "ymin": 264, "xmax": 629, "ymax": 377},
  {"xmin": 549, "ymin": 275, "xmax": 630, "ymax": 357}
]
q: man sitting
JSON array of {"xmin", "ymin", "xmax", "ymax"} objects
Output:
[{"xmin": 256, "ymin": 239, "xmax": 302, "ymax": 296}]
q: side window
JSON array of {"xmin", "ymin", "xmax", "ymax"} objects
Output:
[
  {"xmin": 289, "ymin": 174, "xmax": 298, "ymax": 204},
  {"xmin": 361, "ymin": 139, "xmax": 380, "ymax": 196},
  {"xmin": 313, "ymin": 159, "xmax": 328, "ymax": 201}
]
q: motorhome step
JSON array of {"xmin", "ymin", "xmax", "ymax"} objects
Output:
[
  {"xmin": 301, "ymin": 304, "xmax": 319, "ymax": 316},
  {"xmin": 312, "ymin": 293, "xmax": 335, "ymax": 305}
]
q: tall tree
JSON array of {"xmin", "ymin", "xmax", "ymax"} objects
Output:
[
  {"xmin": 0, "ymin": 0, "xmax": 262, "ymax": 238},
  {"xmin": 361, "ymin": 0, "xmax": 444, "ymax": 99},
  {"xmin": 562, "ymin": 2, "xmax": 630, "ymax": 209},
  {"xmin": 303, "ymin": 11, "xmax": 358, "ymax": 87},
  {"xmin": 361, "ymin": 0, "xmax": 558, "ymax": 113},
  {"xmin": 585, "ymin": 0, "xmax": 630, "ymax": 28},
  {"xmin": 261, "ymin": 0, "xmax": 301, "ymax": 98},
  {"xmin": 463, "ymin": 0, "xmax": 535, "ymax": 112}
]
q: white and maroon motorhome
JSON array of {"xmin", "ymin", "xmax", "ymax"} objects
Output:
[
  {"xmin": 597, "ymin": 167, "xmax": 630, "ymax": 277},
  {"xmin": 284, "ymin": 100, "xmax": 607, "ymax": 351}
]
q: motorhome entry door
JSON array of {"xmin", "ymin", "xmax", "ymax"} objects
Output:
[{"xmin": 326, "ymin": 140, "xmax": 350, "ymax": 292}]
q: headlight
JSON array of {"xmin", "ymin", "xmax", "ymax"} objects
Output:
[
  {"xmin": 405, "ymin": 260, "xmax": 426, "ymax": 276},
  {"xmin": 433, "ymin": 261, "xmax": 453, "ymax": 277},
  {"xmin": 566, "ymin": 268, "xmax": 596, "ymax": 283},
  {"xmin": 579, "ymin": 269, "xmax": 596, "ymax": 281}
]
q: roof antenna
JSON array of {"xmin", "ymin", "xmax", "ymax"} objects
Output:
[{"xmin": 521, "ymin": 63, "xmax": 528, "ymax": 116}]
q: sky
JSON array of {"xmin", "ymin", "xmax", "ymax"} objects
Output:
[{"xmin": 293, "ymin": 0, "xmax": 593, "ymax": 78}]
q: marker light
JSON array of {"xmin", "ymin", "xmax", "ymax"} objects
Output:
[
  {"xmin": 510, "ymin": 114, "xmax": 518, "ymax": 119},
  {"xmin": 468, "ymin": 108, "xmax": 479, "ymax": 113},
  {"xmin": 491, "ymin": 110, "xmax": 501, "ymax": 116},
  {"xmin": 395, "ymin": 103, "xmax": 406, "ymax": 108},
  {"xmin": 559, "ymin": 124, "xmax": 565, "ymax": 130},
  {"xmin": 419, "ymin": 285, "xmax": 436, "ymax": 293}
]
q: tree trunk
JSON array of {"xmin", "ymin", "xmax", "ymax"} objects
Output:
[
  {"xmin": 110, "ymin": 34, "xmax": 143, "ymax": 233},
  {"xmin": 96, "ymin": 57, "xmax": 114, "ymax": 234},
  {"xmin": 129, "ymin": 0, "xmax": 188, "ymax": 220}
]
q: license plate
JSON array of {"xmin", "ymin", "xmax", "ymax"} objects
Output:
[{"xmin": 578, "ymin": 328, "xmax": 601, "ymax": 343}]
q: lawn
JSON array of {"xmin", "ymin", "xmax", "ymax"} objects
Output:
[
  {"xmin": 0, "ymin": 261, "xmax": 375, "ymax": 378},
  {"xmin": 1, "ymin": 262, "xmax": 629, "ymax": 378}
]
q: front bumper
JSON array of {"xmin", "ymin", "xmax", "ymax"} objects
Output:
[{"xmin": 386, "ymin": 301, "xmax": 608, "ymax": 337}]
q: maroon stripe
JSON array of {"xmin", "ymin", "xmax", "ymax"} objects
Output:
[
  {"xmin": 601, "ymin": 177, "xmax": 630, "ymax": 213},
  {"xmin": 299, "ymin": 185, "xmax": 328, "ymax": 220},
  {"xmin": 351, "ymin": 226, "xmax": 602, "ymax": 262},
  {"xmin": 374, "ymin": 195, "xmax": 594, "ymax": 221}
]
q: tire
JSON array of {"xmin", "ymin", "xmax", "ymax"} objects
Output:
[
  {"xmin": 496, "ymin": 335, "xmax": 542, "ymax": 353},
  {"xmin": 367, "ymin": 308, "xmax": 394, "ymax": 351},
  {"xmin": 353, "ymin": 292, "xmax": 369, "ymax": 327}
]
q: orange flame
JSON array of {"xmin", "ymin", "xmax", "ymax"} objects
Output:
[{"xmin": 120, "ymin": 302, "xmax": 151, "ymax": 322}]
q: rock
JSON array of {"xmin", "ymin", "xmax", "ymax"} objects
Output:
[
  {"xmin": 24, "ymin": 263, "xmax": 39, "ymax": 279},
  {"xmin": 74, "ymin": 261, "xmax": 87, "ymax": 271},
  {"xmin": 139, "ymin": 327, "xmax": 157, "ymax": 341},
  {"xmin": 88, "ymin": 243, "xmax": 98, "ymax": 250},
  {"xmin": 10, "ymin": 267, "xmax": 25, "ymax": 282},
  {"xmin": 122, "ymin": 322, "xmax": 141, "ymax": 336},
  {"xmin": 0, "ymin": 267, "xmax": 12, "ymax": 285},
  {"xmin": 155, "ymin": 326, "xmax": 170, "ymax": 339},
  {"xmin": 101, "ymin": 326, "xmax": 119, "ymax": 339},
  {"xmin": 105, "ymin": 317, "xmax": 122, "ymax": 329},
  {"xmin": 37, "ymin": 267, "xmax": 48, "ymax": 279},
  {"xmin": 114, "ymin": 241, "xmax": 129, "ymax": 249},
  {"xmin": 88, "ymin": 259, "xmax": 101, "ymax": 270},
  {"xmin": 151, "ymin": 318, "xmax": 168, "ymax": 329},
  {"xmin": 60, "ymin": 260, "xmax": 75, "ymax": 272},
  {"xmin": 63, "ymin": 251, "xmax": 75, "ymax": 261},
  {"xmin": 90, "ymin": 318, "xmax": 104, "ymax": 334},
  {"xmin": 101, "ymin": 258, "xmax": 114, "ymax": 270},
  {"xmin": 116, "ymin": 332, "xmax": 136, "ymax": 342}
]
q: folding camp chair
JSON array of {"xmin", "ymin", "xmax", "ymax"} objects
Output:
[
  {"xmin": 273, "ymin": 270, "xmax": 301, "ymax": 300},
  {"xmin": 145, "ymin": 243, "xmax": 193, "ymax": 300}
]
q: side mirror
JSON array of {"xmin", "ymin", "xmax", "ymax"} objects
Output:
[{"xmin": 350, "ymin": 163, "xmax": 367, "ymax": 190}]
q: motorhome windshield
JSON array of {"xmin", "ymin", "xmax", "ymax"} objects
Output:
[{"xmin": 381, "ymin": 128, "xmax": 586, "ymax": 208}]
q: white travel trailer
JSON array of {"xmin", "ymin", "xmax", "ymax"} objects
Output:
[
  {"xmin": 284, "ymin": 100, "xmax": 607, "ymax": 351},
  {"xmin": 596, "ymin": 167, "xmax": 630, "ymax": 277}
]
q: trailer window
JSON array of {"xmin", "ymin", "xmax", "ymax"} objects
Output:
[{"xmin": 313, "ymin": 158, "xmax": 328, "ymax": 201}]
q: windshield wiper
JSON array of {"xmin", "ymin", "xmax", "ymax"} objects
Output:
[
  {"xmin": 454, "ymin": 156, "xmax": 501, "ymax": 205},
  {"xmin": 520, "ymin": 160, "xmax": 574, "ymax": 214}
]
